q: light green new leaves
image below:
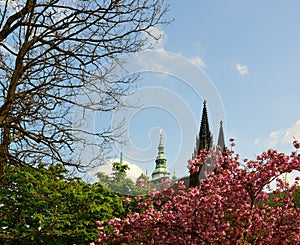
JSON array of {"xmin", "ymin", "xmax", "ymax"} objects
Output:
[{"xmin": 0, "ymin": 164, "xmax": 125, "ymax": 244}]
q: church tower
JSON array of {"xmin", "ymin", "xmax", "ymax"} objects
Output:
[
  {"xmin": 217, "ymin": 120, "xmax": 226, "ymax": 151},
  {"xmin": 151, "ymin": 130, "xmax": 170, "ymax": 184},
  {"xmin": 190, "ymin": 100, "xmax": 213, "ymax": 187},
  {"xmin": 189, "ymin": 101, "xmax": 226, "ymax": 187},
  {"xmin": 192, "ymin": 100, "xmax": 213, "ymax": 158}
]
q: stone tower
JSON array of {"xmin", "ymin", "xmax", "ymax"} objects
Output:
[
  {"xmin": 189, "ymin": 101, "xmax": 226, "ymax": 187},
  {"xmin": 217, "ymin": 121, "xmax": 226, "ymax": 151},
  {"xmin": 189, "ymin": 100, "xmax": 213, "ymax": 187}
]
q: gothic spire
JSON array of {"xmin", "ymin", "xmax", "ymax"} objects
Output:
[
  {"xmin": 217, "ymin": 120, "xmax": 226, "ymax": 151},
  {"xmin": 190, "ymin": 100, "xmax": 213, "ymax": 187},
  {"xmin": 196, "ymin": 100, "xmax": 212, "ymax": 153}
]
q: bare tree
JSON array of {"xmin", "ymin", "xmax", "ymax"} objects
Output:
[{"xmin": 0, "ymin": 0, "xmax": 169, "ymax": 181}]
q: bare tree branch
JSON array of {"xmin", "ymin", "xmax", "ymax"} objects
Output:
[{"xmin": 0, "ymin": 0, "xmax": 170, "ymax": 182}]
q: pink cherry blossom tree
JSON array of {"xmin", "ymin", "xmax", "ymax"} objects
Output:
[{"xmin": 96, "ymin": 140, "xmax": 300, "ymax": 244}]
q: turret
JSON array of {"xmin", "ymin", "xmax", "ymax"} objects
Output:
[{"xmin": 151, "ymin": 130, "xmax": 170, "ymax": 183}]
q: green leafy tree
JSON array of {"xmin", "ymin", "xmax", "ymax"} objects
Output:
[
  {"xmin": 293, "ymin": 186, "xmax": 300, "ymax": 208},
  {"xmin": 97, "ymin": 161, "xmax": 137, "ymax": 195},
  {"xmin": 0, "ymin": 163, "xmax": 126, "ymax": 244},
  {"xmin": 96, "ymin": 161, "xmax": 151, "ymax": 196}
]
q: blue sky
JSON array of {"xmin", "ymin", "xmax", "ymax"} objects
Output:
[{"xmin": 93, "ymin": 1, "xmax": 300, "ymax": 182}]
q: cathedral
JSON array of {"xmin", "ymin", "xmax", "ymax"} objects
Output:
[{"xmin": 150, "ymin": 100, "xmax": 226, "ymax": 187}]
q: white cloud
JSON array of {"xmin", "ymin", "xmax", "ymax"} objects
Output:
[
  {"xmin": 144, "ymin": 26, "xmax": 166, "ymax": 50},
  {"xmin": 268, "ymin": 170, "xmax": 300, "ymax": 192},
  {"xmin": 236, "ymin": 64, "xmax": 248, "ymax": 76},
  {"xmin": 262, "ymin": 121, "xmax": 300, "ymax": 190},
  {"xmin": 141, "ymin": 29, "xmax": 208, "ymax": 73},
  {"xmin": 281, "ymin": 120, "xmax": 300, "ymax": 144},
  {"xmin": 280, "ymin": 171, "xmax": 300, "ymax": 186},
  {"xmin": 191, "ymin": 56, "xmax": 206, "ymax": 68},
  {"xmin": 266, "ymin": 130, "xmax": 283, "ymax": 147},
  {"xmin": 87, "ymin": 158, "xmax": 144, "ymax": 183},
  {"xmin": 256, "ymin": 119, "xmax": 300, "ymax": 149}
]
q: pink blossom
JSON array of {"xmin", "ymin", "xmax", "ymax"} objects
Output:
[
  {"xmin": 96, "ymin": 143, "xmax": 300, "ymax": 244},
  {"xmin": 293, "ymin": 139, "xmax": 300, "ymax": 149},
  {"xmin": 123, "ymin": 197, "xmax": 131, "ymax": 202}
]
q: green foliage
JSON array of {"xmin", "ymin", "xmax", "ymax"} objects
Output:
[
  {"xmin": 112, "ymin": 162, "xmax": 130, "ymax": 173},
  {"xmin": 0, "ymin": 164, "xmax": 125, "ymax": 244},
  {"xmin": 293, "ymin": 186, "xmax": 300, "ymax": 208},
  {"xmin": 96, "ymin": 162, "xmax": 151, "ymax": 196},
  {"xmin": 268, "ymin": 185, "xmax": 300, "ymax": 208}
]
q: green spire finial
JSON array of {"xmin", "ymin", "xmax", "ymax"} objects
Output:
[
  {"xmin": 157, "ymin": 129, "xmax": 165, "ymax": 156},
  {"xmin": 159, "ymin": 129, "xmax": 163, "ymax": 145}
]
